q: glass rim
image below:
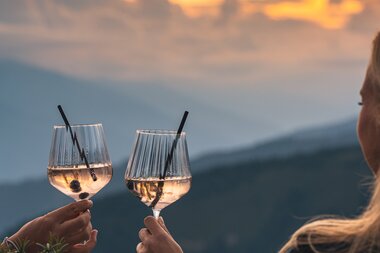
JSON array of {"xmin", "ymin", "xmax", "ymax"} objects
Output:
[
  {"xmin": 53, "ymin": 123, "xmax": 103, "ymax": 129},
  {"xmin": 136, "ymin": 129, "xmax": 186, "ymax": 136}
]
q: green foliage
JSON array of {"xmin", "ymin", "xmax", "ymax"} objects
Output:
[
  {"xmin": 36, "ymin": 235, "xmax": 67, "ymax": 253},
  {"xmin": 0, "ymin": 236, "xmax": 67, "ymax": 253},
  {"xmin": 0, "ymin": 239, "xmax": 29, "ymax": 253}
]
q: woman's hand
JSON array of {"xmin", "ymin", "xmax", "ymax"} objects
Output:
[
  {"xmin": 137, "ymin": 216, "xmax": 183, "ymax": 253},
  {"xmin": 7, "ymin": 200, "xmax": 97, "ymax": 253},
  {"xmin": 71, "ymin": 229, "xmax": 98, "ymax": 253}
]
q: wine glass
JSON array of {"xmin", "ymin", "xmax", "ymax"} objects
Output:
[
  {"xmin": 47, "ymin": 123, "xmax": 113, "ymax": 201},
  {"xmin": 125, "ymin": 130, "xmax": 192, "ymax": 218}
]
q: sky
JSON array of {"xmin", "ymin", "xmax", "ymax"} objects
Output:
[
  {"xmin": 0, "ymin": 0, "xmax": 379, "ymax": 181},
  {"xmin": 0, "ymin": 0, "xmax": 377, "ymax": 117}
]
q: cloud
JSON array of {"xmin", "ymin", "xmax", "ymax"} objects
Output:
[
  {"xmin": 0, "ymin": 0, "xmax": 377, "ymax": 128},
  {"xmin": 168, "ymin": 0, "xmax": 226, "ymax": 17},
  {"xmin": 262, "ymin": 0, "xmax": 363, "ymax": 29},
  {"xmin": 0, "ymin": 0, "xmax": 379, "ymax": 169},
  {"xmin": 163, "ymin": 0, "xmax": 364, "ymax": 29}
]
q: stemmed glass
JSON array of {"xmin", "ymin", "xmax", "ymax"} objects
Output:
[
  {"xmin": 47, "ymin": 123, "xmax": 113, "ymax": 201},
  {"xmin": 125, "ymin": 130, "xmax": 192, "ymax": 218}
]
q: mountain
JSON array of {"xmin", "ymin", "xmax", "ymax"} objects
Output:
[
  {"xmin": 0, "ymin": 59, "xmax": 264, "ymax": 183},
  {"xmin": 0, "ymin": 116, "xmax": 359, "ymax": 234},
  {"xmin": 192, "ymin": 118, "xmax": 358, "ymax": 173},
  {"xmin": 90, "ymin": 145, "xmax": 371, "ymax": 253},
  {"xmin": 4, "ymin": 144, "xmax": 372, "ymax": 253},
  {"xmin": 0, "ymin": 59, "xmax": 165, "ymax": 182}
]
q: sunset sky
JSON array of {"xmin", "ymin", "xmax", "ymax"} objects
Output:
[{"xmin": 1, "ymin": 0, "xmax": 380, "ymax": 181}]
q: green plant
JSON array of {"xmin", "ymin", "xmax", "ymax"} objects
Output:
[
  {"xmin": 0, "ymin": 235, "xmax": 67, "ymax": 253},
  {"xmin": 36, "ymin": 235, "xmax": 67, "ymax": 253},
  {"xmin": 0, "ymin": 239, "xmax": 28, "ymax": 253}
]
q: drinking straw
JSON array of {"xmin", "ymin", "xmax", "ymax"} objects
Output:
[
  {"xmin": 161, "ymin": 110, "xmax": 189, "ymax": 179},
  {"xmin": 150, "ymin": 111, "xmax": 189, "ymax": 208},
  {"xmin": 57, "ymin": 105, "xmax": 97, "ymax": 181}
]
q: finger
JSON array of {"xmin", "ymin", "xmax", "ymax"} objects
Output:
[
  {"xmin": 73, "ymin": 229, "xmax": 98, "ymax": 251},
  {"xmin": 158, "ymin": 217, "xmax": 170, "ymax": 235},
  {"xmin": 144, "ymin": 216, "xmax": 166, "ymax": 235},
  {"xmin": 47, "ymin": 200, "xmax": 93, "ymax": 223},
  {"xmin": 66, "ymin": 224, "xmax": 92, "ymax": 245},
  {"xmin": 60, "ymin": 211, "xmax": 91, "ymax": 236},
  {"xmin": 136, "ymin": 242, "xmax": 149, "ymax": 253},
  {"xmin": 138, "ymin": 228, "xmax": 151, "ymax": 242}
]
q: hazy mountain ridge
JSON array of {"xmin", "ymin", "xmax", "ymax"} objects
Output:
[
  {"xmin": 0, "ymin": 59, "xmax": 265, "ymax": 182},
  {"xmin": 0, "ymin": 60, "xmax": 362, "ymax": 241},
  {"xmin": 3, "ymin": 144, "xmax": 371, "ymax": 253},
  {"xmin": 192, "ymin": 118, "xmax": 358, "ymax": 173},
  {"xmin": 0, "ymin": 114, "xmax": 359, "ymax": 234},
  {"xmin": 88, "ymin": 145, "xmax": 370, "ymax": 253},
  {"xmin": 0, "ymin": 59, "xmax": 168, "ymax": 181}
]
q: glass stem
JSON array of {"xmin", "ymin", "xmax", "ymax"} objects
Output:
[{"xmin": 152, "ymin": 209, "xmax": 161, "ymax": 219}]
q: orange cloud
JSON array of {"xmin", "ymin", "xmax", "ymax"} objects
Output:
[
  {"xmin": 168, "ymin": 0, "xmax": 223, "ymax": 17},
  {"xmin": 166, "ymin": 0, "xmax": 363, "ymax": 29},
  {"xmin": 0, "ymin": 0, "xmax": 374, "ymax": 86},
  {"xmin": 262, "ymin": 0, "xmax": 363, "ymax": 29}
]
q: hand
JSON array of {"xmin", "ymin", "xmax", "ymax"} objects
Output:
[
  {"xmin": 8, "ymin": 200, "xmax": 97, "ymax": 253},
  {"xmin": 71, "ymin": 229, "xmax": 98, "ymax": 253},
  {"xmin": 137, "ymin": 216, "xmax": 183, "ymax": 253}
]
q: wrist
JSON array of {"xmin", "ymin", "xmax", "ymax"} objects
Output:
[{"xmin": 7, "ymin": 234, "xmax": 39, "ymax": 253}]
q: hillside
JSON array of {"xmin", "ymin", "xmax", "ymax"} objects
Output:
[
  {"xmin": 0, "ymin": 117, "xmax": 361, "ymax": 235},
  {"xmin": 0, "ymin": 59, "xmax": 261, "ymax": 182},
  {"xmin": 4, "ymin": 144, "xmax": 369, "ymax": 253},
  {"xmin": 192, "ymin": 118, "xmax": 358, "ymax": 173}
]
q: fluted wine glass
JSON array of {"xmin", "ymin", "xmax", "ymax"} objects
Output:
[
  {"xmin": 48, "ymin": 123, "xmax": 113, "ymax": 201},
  {"xmin": 125, "ymin": 130, "xmax": 192, "ymax": 218}
]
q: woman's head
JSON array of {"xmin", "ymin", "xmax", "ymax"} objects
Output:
[
  {"xmin": 358, "ymin": 32, "xmax": 380, "ymax": 175},
  {"xmin": 280, "ymin": 31, "xmax": 380, "ymax": 253}
]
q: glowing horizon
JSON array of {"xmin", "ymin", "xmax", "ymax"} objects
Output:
[
  {"xmin": 162, "ymin": 0, "xmax": 364, "ymax": 29},
  {"xmin": 263, "ymin": 0, "xmax": 363, "ymax": 29},
  {"xmin": 169, "ymin": 0, "xmax": 223, "ymax": 17}
]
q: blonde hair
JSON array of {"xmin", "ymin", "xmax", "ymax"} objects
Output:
[{"xmin": 279, "ymin": 31, "xmax": 380, "ymax": 253}]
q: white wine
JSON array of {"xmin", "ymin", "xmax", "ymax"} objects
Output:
[
  {"xmin": 126, "ymin": 177, "xmax": 191, "ymax": 210},
  {"xmin": 48, "ymin": 163, "xmax": 112, "ymax": 201}
]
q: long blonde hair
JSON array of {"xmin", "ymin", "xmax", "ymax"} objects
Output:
[{"xmin": 279, "ymin": 31, "xmax": 380, "ymax": 253}]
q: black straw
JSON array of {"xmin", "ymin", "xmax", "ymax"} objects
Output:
[
  {"xmin": 176, "ymin": 111, "xmax": 189, "ymax": 135},
  {"xmin": 160, "ymin": 111, "xmax": 189, "ymax": 179},
  {"xmin": 57, "ymin": 105, "xmax": 97, "ymax": 181},
  {"xmin": 150, "ymin": 111, "xmax": 189, "ymax": 208}
]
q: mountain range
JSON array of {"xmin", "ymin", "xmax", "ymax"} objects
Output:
[
  {"xmin": 191, "ymin": 118, "xmax": 358, "ymax": 172},
  {"xmin": 0, "ymin": 59, "xmax": 366, "ymax": 253},
  {"xmin": 3, "ymin": 144, "xmax": 371, "ymax": 253},
  {"xmin": 0, "ymin": 59, "xmax": 272, "ymax": 182},
  {"xmin": 89, "ymin": 144, "xmax": 370, "ymax": 253},
  {"xmin": 0, "ymin": 115, "xmax": 360, "ymax": 237}
]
